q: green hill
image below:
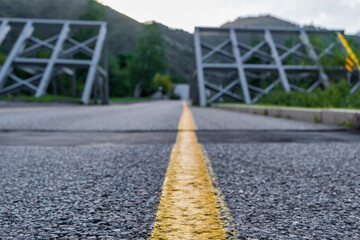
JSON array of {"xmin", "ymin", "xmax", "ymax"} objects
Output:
[{"xmin": 0, "ymin": 0, "xmax": 195, "ymax": 83}]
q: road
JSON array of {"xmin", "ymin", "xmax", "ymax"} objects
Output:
[{"xmin": 0, "ymin": 100, "xmax": 359, "ymax": 239}]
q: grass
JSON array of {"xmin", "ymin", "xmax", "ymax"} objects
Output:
[
  {"xmin": 313, "ymin": 114, "xmax": 320, "ymax": 123},
  {"xmin": 217, "ymin": 80, "xmax": 360, "ymax": 110},
  {"xmin": 337, "ymin": 121, "xmax": 356, "ymax": 128},
  {"xmin": 219, "ymin": 102, "xmax": 326, "ymax": 109},
  {"xmin": 0, "ymin": 95, "xmax": 82, "ymax": 104},
  {"xmin": 259, "ymin": 80, "xmax": 360, "ymax": 109},
  {"xmin": 109, "ymin": 97, "xmax": 153, "ymax": 103},
  {"xmin": 219, "ymin": 102, "xmax": 360, "ymax": 110},
  {"xmin": 0, "ymin": 95, "xmax": 154, "ymax": 104}
]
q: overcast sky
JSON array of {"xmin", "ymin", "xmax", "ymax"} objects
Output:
[{"xmin": 100, "ymin": 0, "xmax": 360, "ymax": 34}]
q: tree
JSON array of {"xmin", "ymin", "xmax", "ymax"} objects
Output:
[
  {"xmin": 75, "ymin": 0, "xmax": 106, "ymax": 42},
  {"xmin": 153, "ymin": 73, "xmax": 173, "ymax": 94},
  {"xmin": 80, "ymin": 0, "xmax": 106, "ymax": 21},
  {"xmin": 128, "ymin": 22, "xmax": 167, "ymax": 97},
  {"xmin": 108, "ymin": 54, "xmax": 129, "ymax": 97}
]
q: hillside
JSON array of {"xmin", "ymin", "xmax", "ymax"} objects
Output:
[
  {"xmin": 222, "ymin": 15, "xmax": 360, "ymax": 49},
  {"xmin": 222, "ymin": 15, "xmax": 298, "ymax": 28},
  {"xmin": 1, "ymin": 0, "xmax": 351, "ymax": 86},
  {"xmin": 0, "ymin": 0, "xmax": 195, "ymax": 82}
]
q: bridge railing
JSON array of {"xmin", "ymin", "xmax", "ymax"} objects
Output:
[
  {"xmin": 0, "ymin": 18, "xmax": 109, "ymax": 104},
  {"xmin": 194, "ymin": 26, "xmax": 359, "ymax": 107}
]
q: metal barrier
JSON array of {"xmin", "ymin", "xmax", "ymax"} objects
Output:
[
  {"xmin": 0, "ymin": 18, "xmax": 108, "ymax": 104},
  {"xmin": 194, "ymin": 26, "xmax": 356, "ymax": 107}
]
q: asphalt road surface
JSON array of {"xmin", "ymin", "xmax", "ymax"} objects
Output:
[{"xmin": 0, "ymin": 100, "xmax": 359, "ymax": 239}]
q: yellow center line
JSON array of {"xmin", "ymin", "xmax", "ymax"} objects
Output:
[{"xmin": 150, "ymin": 102, "xmax": 227, "ymax": 239}]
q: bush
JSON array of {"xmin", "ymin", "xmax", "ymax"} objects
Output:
[
  {"xmin": 153, "ymin": 73, "xmax": 173, "ymax": 94},
  {"xmin": 259, "ymin": 79, "xmax": 360, "ymax": 109}
]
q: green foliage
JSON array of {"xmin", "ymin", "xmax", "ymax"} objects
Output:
[
  {"xmin": 259, "ymin": 79, "xmax": 360, "ymax": 109},
  {"xmin": 344, "ymin": 37, "xmax": 360, "ymax": 63},
  {"xmin": 170, "ymin": 75, "xmax": 182, "ymax": 84},
  {"xmin": 0, "ymin": 51, "xmax": 6, "ymax": 65},
  {"xmin": 313, "ymin": 114, "xmax": 320, "ymax": 123},
  {"xmin": 249, "ymin": 34, "xmax": 261, "ymax": 46},
  {"xmin": 0, "ymin": 94, "xmax": 81, "ymax": 103},
  {"xmin": 108, "ymin": 54, "xmax": 132, "ymax": 97},
  {"xmin": 36, "ymin": 50, "xmax": 51, "ymax": 58},
  {"xmin": 108, "ymin": 22, "xmax": 169, "ymax": 98},
  {"xmin": 308, "ymin": 34, "xmax": 360, "ymax": 68},
  {"xmin": 80, "ymin": 0, "xmax": 106, "ymax": 21},
  {"xmin": 0, "ymin": 0, "xmax": 178, "ymax": 101},
  {"xmin": 284, "ymin": 36, "xmax": 294, "ymax": 48},
  {"xmin": 126, "ymin": 22, "xmax": 167, "ymax": 97},
  {"xmin": 75, "ymin": 0, "xmax": 106, "ymax": 42},
  {"xmin": 0, "ymin": 0, "xmax": 194, "ymax": 83},
  {"xmin": 337, "ymin": 121, "xmax": 356, "ymax": 128},
  {"xmin": 109, "ymin": 97, "xmax": 152, "ymax": 103},
  {"xmin": 76, "ymin": 3, "xmax": 168, "ymax": 98},
  {"xmin": 0, "ymin": 0, "xmax": 175, "ymax": 100},
  {"xmin": 153, "ymin": 73, "xmax": 173, "ymax": 94}
]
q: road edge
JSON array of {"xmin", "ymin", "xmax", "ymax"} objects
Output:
[{"xmin": 212, "ymin": 104, "xmax": 360, "ymax": 129}]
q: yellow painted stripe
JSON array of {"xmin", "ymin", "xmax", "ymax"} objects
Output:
[
  {"xmin": 346, "ymin": 64, "xmax": 354, "ymax": 72},
  {"xmin": 150, "ymin": 102, "xmax": 227, "ymax": 239},
  {"xmin": 346, "ymin": 57, "xmax": 354, "ymax": 67},
  {"xmin": 338, "ymin": 33, "xmax": 360, "ymax": 69}
]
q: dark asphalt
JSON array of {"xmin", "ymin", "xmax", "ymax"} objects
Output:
[
  {"xmin": 0, "ymin": 101, "xmax": 182, "ymax": 131},
  {"xmin": 0, "ymin": 145, "xmax": 171, "ymax": 239},
  {"xmin": 0, "ymin": 101, "xmax": 181, "ymax": 239},
  {"xmin": 1, "ymin": 129, "xmax": 360, "ymax": 146},
  {"xmin": 0, "ymin": 100, "xmax": 359, "ymax": 239},
  {"xmin": 0, "ymin": 130, "xmax": 177, "ymax": 146},
  {"xmin": 205, "ymin": 143, "xmax": 360, "ymax": 239}
]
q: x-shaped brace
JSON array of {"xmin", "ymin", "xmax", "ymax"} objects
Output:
[
  {"xmin": 205, "ymin": 81, "xmax": 243, "ymax": 103},
  {"xmin": 21, "ymin": 35, "xmax": 58, "ymax": 57},
  {"xmin": 61, "ymin": 36, "xmax": 97, "ymax": 58},
  {"xmin": 201, "ymin": 41, "xmax": 234, "ymax": 61},
  {"xmin": 237, "ymin": 41, "xmax": 272, "ymax": 61},
  {"xmin": 250, "ymin": 78, "xmax": 281, "ymax": 103},
  {"xmin": 0, "ymin": 73, "xmax": 43, "ymax": 94},
  {"xmin": 276, "ymin": 43, "xmax": 308, "ymax": 61}
]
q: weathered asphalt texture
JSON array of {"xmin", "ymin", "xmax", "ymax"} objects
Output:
[
  {"xmin": 0, "ymin": 101, "xmax": 180, "ymax": 239},
  {"xmin": 0, "ymin": 101, "xmax": 183, "ymax": 131},
  {"xmin": 190, "ymin": 107, "xmax": 360, "ymax": 239},
  {"xmin": 0, "ymin": 145, "xmax": 171, "ymax": 239},
  {"xmin": 191, "ymin": 106, "xmax": 341, "ymax": 130},
  {"xmin": 203, "ymin": 143, "xmax": 360, "ymax": 239},
  {"xmin": 0, "ymin": 100, "xmax": 359, "ymax": 239}
]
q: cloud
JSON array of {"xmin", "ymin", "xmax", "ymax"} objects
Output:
[
  {"xmin": 339, "ymin": 0, "xmax": 360, "ymax": 8},
  {"xmin": 101, "ymin": 0, "xmax": 360, "ymax": 34}
]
